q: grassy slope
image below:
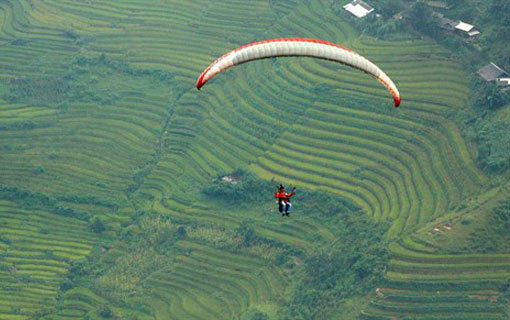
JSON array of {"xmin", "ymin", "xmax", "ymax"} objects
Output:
[
  {"xmin": 0, "ymin": 200, "xmax": 96, "ymax": 320},
  {"xmin": 0, "ymin": 0, "xmax": 507, "ymax": 319}
]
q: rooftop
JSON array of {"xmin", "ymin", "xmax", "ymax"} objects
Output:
[
  {"xmin": 477, "ymin": 63, "xmax": 508, "ymax": 82},
  {"xmin": 455, "ymin": 21, "xmax": 474, "ymax": 33},
  {"xmin": 344, "ymin": 0, "xmax": 374, "ymax": 18}
]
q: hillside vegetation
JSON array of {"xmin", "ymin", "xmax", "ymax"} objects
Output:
[{"xmin": 0, "ymin": 0, "xmax": 508, "ymax": 319}]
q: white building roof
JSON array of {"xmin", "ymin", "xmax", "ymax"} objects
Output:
[
  {"xmin": 497, "ymin": 78, "xmax": 510, "ymax": 86},
  {"xmin": 344, "ymin": 0, "xmax": 374, "ymax": 18},
  {"xmin": 455, "ymin": 21, "xmax": 474, "ymax": 32}
]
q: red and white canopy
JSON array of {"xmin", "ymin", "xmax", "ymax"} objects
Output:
[{"xmin": 197, "ymin": 38, "xmax": 401, "ymax": 107}]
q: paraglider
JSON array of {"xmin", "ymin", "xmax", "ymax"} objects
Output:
[
  {"xmin": 275, "ymin": 185, "xmax": 296, "ymax": 216},
  {"xmin": 196, "ymin": 37, "xmax": 401, "ymax": 107}
]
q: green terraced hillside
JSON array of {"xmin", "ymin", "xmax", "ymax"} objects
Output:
[
  {"xmin": 362, "ymin": 237, "xmax": 510, "ymax": 320},
  {"xmin": 0, "ymin": 200, "xmax": 96, "ymax": 319},
  {"xmin": 0, "ymin": 0, "xmax": 507, "ymax": 319}
]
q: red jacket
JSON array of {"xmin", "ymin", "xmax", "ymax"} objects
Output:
[{"xmin": 275, "ymin": 192, "xmax": 293, "ymax": 203}]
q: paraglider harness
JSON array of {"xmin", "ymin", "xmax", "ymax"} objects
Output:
[{"xmin": 275, "ymin": 184, "xmax": 295, "ymax": 216}]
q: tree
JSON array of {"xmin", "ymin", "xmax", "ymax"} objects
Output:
[
  {"xmin": 484, "ymin": 0, "xmax": 510, "ymax": 71},
  {"xmin": 90, "ymin": 217, "xmax": 106, "ymax": 233},
  {"xmin": 97, "ymin": 305, "xmax": 113, "ymax": 318},
  {"xmin": 474, "ymin": 81, "xmax": 510, "ymax": 110},
  {"xmin": 475, "ymin": 117, "xmax": 510, "ymax": 173},
  {"xmin": 177, "ymin": 226, "xmax": 187, "ymax": 238},
  {"xmin": 250, "ymin": 311, "xmax": 268, "ymax": 320},
  {"xmin": 376, "ymin": 0, "xmax": 405, "ymax": 18}
]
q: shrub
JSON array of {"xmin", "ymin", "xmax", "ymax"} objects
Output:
[
  {"xmin": 90, "ymin": 217, "xmax": 106, "ymax": 233},
  {"xmin": 281, "ymin": 213, "xmax": 389, "ymax": 319},
  {"xmin": 478, "ymin": 119, "xmax": 510, "ymax": 172},
  {"xmin": 177, "ymin": 226, "xmax": 187, "ymax": 238},
  {"xmin": 33, "ymin": 166, "xmax": 45, "ymax": 174},
  {"xmin": 97, "ymin": 305, "xmax": 113, "ymax": 318},
  {"xmin": 249, "ymin": 310, "xmax": 269, "ymax": 320},
  {"xmin": 469, "ymin": 199, "xmax": 510, "ymax": 252},
  {"xmin": 461, "ymin": 218, "xmax": 472, "ymax": 225}
]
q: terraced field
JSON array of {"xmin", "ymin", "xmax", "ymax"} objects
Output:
[
  {"xmin": 362, "ymin": 237, "xmax": 509, "ymax": 319},
  {"xmin": 0, "ymin": 200, "xmax": 95, "ymax": 320},
  {"xmin": 0, "ymin": 0, "xmax": 505, "ymax": 319},
  {"xmin": 143, "ymin": 241, "xmax": 286, "ymax": 320}
]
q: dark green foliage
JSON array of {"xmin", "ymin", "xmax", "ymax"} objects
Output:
[
  {"xmin": 407, "ymin": 1, "xmax": 439, "ymax": 37},
  {"xmin": 33, "ymin": 166, "xmax": 45, "ymax": 174},
  {"xmin": 59, "ymin": 278, "xmax": 74, "ymax": 292},
  {"xmin": 235, "ymin": 222, "xmax": 260, "ymax": 247},
  {"xmin": 295, "ymin": 189, "xmax": 360, "ymax": 217},
  {"xmin": 477, "ymin": 119, "xmax": 510, "ymax": 171},
  {"xmin": 127, "ymin": 167, "xmax": 152, "ymax": 193},
  {"xmin": 97, "ymin": 305, "xmax": 114, "ymax": 318},
  {"xmin": 461, "ymin": 218, "xmax": 472, "ymax": 225},
  {"xmin": 203, "ymin": 169, "xmax": 360, "ymax": 216},
  {"xmin": 463, "ymin": 114, "xmax": 510, "ymax": 173},
  {"xmin": 281, "ymin": 213, "xmax": 389, "ymax": 319},
  {"xmin": 0, "ymin": 234, "xmax": 11, "ymax": 245},
  {"xmin": 488, "ymin": 199, "xmax": 510, "ymax": 235},
  {"xmin": 0, "ymin": 185, "xmax": 90, "ymax": 221},
  {"xmin": 62, "ymin": 259, "xmax": 92, "ymax": 284},
  {"xmin": 459, "ymin": 77, "xmax": 510, "ymax": 173},
  {"xmin": 473, "ymin": 80, "xmax": 510, "ymax": 111},
  {"xmin": 249, "ymin": 310, "xmax": 269, "ymax": 320},
  {"xmin": 360, "ymin": 0, "xmax": 407, "ymax": 39},
  {"xmin": 90, "ymin": 218, "xmax": 106, "ymax": 234},
  {"xmin": 74, "ymin": 54, "xmax": 175, "ymax": 82},
  {"xmin": 0, "ymin": 120, "xmax": 53, "ymax": 131},
  {"xmin": 62, "ymin": 29, "xmax": 80, "ymax": 41},
  {"xmin": 470, "ymin": 199, "xmax": 510, "ymax": 252},
  {"xmin": 95, "ymin": 180, "xmax": 108, "ymax": 188},
  {"xmin": 2, "ymin": 53, "xmax": 174, "ymax": 113},
  {"xmin": 233, "ymin": 221, "xmax": 300, "ymax": 265},
  {"xmin": 177, "ymin": 226, "xmax": 187, "ymax": 238},
  {"xmin": 483, "ymin": 0, "xmax": 510, "ymax": 71},
  {"xmin": 10, "ymin": 38, "xmax": 28, "ymax": 46},
  {"xmin": 499, "ymin": 278, "xmax": 510, "ymax": 299},
  {"xmin": 59, "ymin": 216, "xmax": 180, "ymax": 311},
  {"xmin": 10, "ymin": 306, "xmax": 21, "ymax": 314},
  {"xmin": 3, "ymin": 76, "xmax": 70, "ymax": 106},
  {"xmin": 362, "ymin": 15, "xmax": 407, "ymax": 39},
  {"xmin": 203, "ymin": 169, "xmax": 274, "ymax": 203},
  {"xmin": 56, "ymin": 194, "xmax": 120, "ymax": 211},
  {"xmin": 375, "ymin": 0, "xmax": 406, "ymax": 18}
]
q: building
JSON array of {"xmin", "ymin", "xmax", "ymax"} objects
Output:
[
  {"xmin": 435, "ymin": 14, "xmax": 481, "ymax": 38},
  {"xmin": 496, "ymin": 78, "xmax": 510, "ymax": 90},
  {"xmin": 497, "ymin": 78, "xmax": 510, "ymax": 86},
  {"xmin": 343, "ymin": 0, "xmax": 374, "ymax": 18},
  {"xmin": 478, "ymin": 63, "xmax": 508, "ymax": 82},
  {"xmin": 454, "ymin": 21, "xmax": 480, "ymax": 37},
  {"xmin": 478, "ymin": 63, "xmax": 510, "ymax": 89}
]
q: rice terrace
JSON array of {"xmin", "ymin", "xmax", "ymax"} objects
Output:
[{"xmin": 0, "ymin": 0, "xmax": 509, "ymax": 319}]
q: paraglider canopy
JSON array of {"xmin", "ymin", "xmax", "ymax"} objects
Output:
[{"xmin": 196, "ymin": 38, "xmax": 401, "ymax": 107}]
